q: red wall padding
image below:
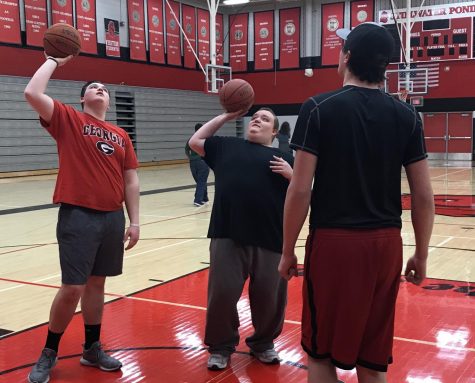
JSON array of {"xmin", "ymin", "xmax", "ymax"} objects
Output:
[
  {"xmin": 0, "ymin": 46, "xmax": 204, "ymax": 91},
  {"xmin": 2, "ymin": 45, "xmax": 475, "ymax": 104}
]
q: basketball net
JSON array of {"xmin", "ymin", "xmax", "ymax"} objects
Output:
[{"xmin": 398, "ymin": 89, "xmax": 409, "ymax": 102}]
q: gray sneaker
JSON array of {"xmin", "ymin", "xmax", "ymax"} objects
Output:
[
  {"xmin": 28, "ymin": 348, "xmax": 58, "ymax": 383},
  {"xmin": 207, "ymin": 353, "xmax": 229, "ymax": 370},
  {"xmin": 80, "ymin": 341, "xmax": 122, "ymax": 371},
  {"xmin": 251, "ymin": 348, "xmax": 281, "ymax": 364}
]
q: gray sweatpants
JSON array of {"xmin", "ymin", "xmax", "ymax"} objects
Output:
[{"xmin": 204, "ymin": 238, "xmax": 288, "ymax": 356}]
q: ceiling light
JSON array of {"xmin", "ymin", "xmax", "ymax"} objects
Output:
[{"xmin": 223, "ymin": 0, "xmax": 250, "ymax": 5}]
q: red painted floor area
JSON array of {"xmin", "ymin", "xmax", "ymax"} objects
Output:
[{"xmin": 0, "ymin": 269, "xmax": 474, "ymax": 382}]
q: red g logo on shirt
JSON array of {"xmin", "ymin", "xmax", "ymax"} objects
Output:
[{"xmin": 96, "ymin": 141, "xmax": 115, "ymax": 155}]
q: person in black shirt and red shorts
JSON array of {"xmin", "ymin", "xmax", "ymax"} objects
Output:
[
  {"xmin": 279, "ymin": 23, "xmax": 434, "ymax": 383},
  {"xmin": 189, "ymin": 107, "xmax": 293, "ymax": 370}
]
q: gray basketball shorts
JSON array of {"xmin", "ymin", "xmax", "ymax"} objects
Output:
[{"xmin": 57, "ymin": 203, "xmax": 126, "ymax": 285}]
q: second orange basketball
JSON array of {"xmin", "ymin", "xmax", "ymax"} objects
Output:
[{"xmin": 219, "ymin": 79, "xmax": 255, "ymax": 113}]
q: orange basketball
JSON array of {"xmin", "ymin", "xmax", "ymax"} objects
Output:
[
  {"xmin": 219, "ymin": 79, "xmax": 255, "ymax": 113},
  {"xmin": 43, "ymin": 23, "xmax": 81, "ymax": 58}
]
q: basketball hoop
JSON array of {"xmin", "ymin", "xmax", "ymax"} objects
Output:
[{"xmin": 397, "ymin": 89, "xmax": 409, "ymax": 102}]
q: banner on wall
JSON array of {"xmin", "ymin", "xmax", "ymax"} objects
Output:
[
  {"xmin": 279, "ymin": 8, "xmax": 300, "ymax": 69},
  {"xmin": 254, "ymin": 11, "xmax": 274, "ymax": 70},
  {"xmin": 165, "ymin": 0, "xmax": 181, "ymax": 66},
  {"xmin": 197, "ymin": 8, "xmax": 210, "ymax": 69},
  {"xmin": 51, "ymin": 0, "xmax": 73, "ymax": 25},
  {"xmin": 75, "ymin": 0, "xmax": 97, "ymax": 54},
  {"xmin": 147, "ymin": 0, "xmax": 165, "ymax": 64},
  {"xmin": 182, "ymin": 4, "xmax": 196, "ymax": 68},
  {"xmin": 351, "ymin": 0, "xmax": 373, "ymax": 27},
  {"xmin": 104, "ymin": 18, "xmax": 120, "ymax": 57},
  {"xmin": 127, "ymin": 0, "xmax": 146, "ymax": 61},
  {"xmin": 216, "ymin": 13, "xmax": 224, "ymax": 65},
  {"xmin": 321, "ymin": 2, "xmax": 344, "ymax": 66},
  {"xmin": 25, "ymin": 0, "xmax": 47, "ymax": 47},
  {"xmin": 0, "ymin": 0, "xmax": 21, "ymax": 44},
  {"xmin": 229, "ymin": 14, "xmax": 248, "ymax": 72}
]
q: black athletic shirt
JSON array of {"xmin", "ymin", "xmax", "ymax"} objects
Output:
[
  {"xmin": 204, "ymin": 136, "xmax": 294, "ymax": 253},
  {"xmin": 291, "ymin": 85, "xmax": 427, "ymax": 229}
]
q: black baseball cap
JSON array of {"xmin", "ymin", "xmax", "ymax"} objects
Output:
[{"xmin": 336, "ymin": 22, "xmax": 395, "ymax": 63}]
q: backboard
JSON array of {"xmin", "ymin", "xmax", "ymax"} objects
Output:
[{"xmin": 206, "ymin": 64, "xmax": 232, "ymax": 94}]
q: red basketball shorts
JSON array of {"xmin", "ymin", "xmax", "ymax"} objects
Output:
[{"xmin": 301, "ymin": 228, "xmax": 403, "ymax": 372}]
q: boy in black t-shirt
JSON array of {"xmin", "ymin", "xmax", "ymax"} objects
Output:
[
  {"xmin": 189, "ymin": 107, "xmax": 293, "ymax": 370},
  {"xmin": 278, "ymin": 23, "xmax": 434, "ymax": 383}
]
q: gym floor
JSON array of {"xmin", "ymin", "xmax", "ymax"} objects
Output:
[{"xmin": 0, "ymin": 163, "xmax": 474, "ymax": 382}]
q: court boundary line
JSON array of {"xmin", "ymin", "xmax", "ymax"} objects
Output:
[
  {"xmin": 1, "ymin": 273, "xmax": 474, "ymax": 353},
  {"xmin": 0, "ymin": 182, "xmax": 215, "ymax": 216}
]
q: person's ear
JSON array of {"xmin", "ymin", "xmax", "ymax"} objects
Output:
[{"xmin": 344, "ymin": 51, "xmax": 351, "ymax": 64}]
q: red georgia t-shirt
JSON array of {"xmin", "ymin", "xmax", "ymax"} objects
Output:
[{"xmin": 41, "ymin": 100, "xmax": 139, "ymax": 211}]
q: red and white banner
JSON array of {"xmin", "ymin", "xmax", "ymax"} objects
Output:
[
  {"xmin": 254, "ymin": 11, "xmax": 274, "ymax": 70},
  {"xmin": 351, "ymin": 0, "xmax": 373, "ymax": 27},
  {"xmin": 147, "ymin": 0, "xmax": 165, "ymax": 64},
  {"xmin": 279, "ymin": 8, "xmax": 300, "ymax": 69},
  {"xmin": 216, "ymin": 13, "xmax": 224, "ymax": 65},
  {"xmin": 51, "ymin": 0, "xmax": 73, "ymax": 25},
  {"xmin": 75, "ymin": 0, "xmax": 97, "ymax": 54},
  {"xmin": 321, "ymin": 2, "xmax": 344, "ymax": 66},
  {"xmin": 0, "ymin": 0, "xmax": 21, "ymax": 44},
  {"xmin": 127, "ymin": 0, "xmax": 146, "ymax": 61},
  {"xmin": 24, "ymin": 0, "xmax": 47, "ymax": 47},
  {"xmin": 182, "ymin": 4, "xmax": 196, "ymax": 68},
  {"xmin": 104, "ymin": 18, "xmax": 120, "ymax": 57},
  {"xmin": 197, "ymin": 8, "xmax": 210, "ymax": 69},
  {"xmin": 379, "ymin": 1, "xmax": 475, "ymax": 24},
  {"xmin": 165, "ymin": 0, "xmax": 181, "ymax": 66},
  {"xmin": 229, "ymin": 13, "xmax": 248, "ymax": 72}
]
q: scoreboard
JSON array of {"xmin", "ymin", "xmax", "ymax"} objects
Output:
[
  {"xmin": 379, "ymin": 2, "xmax": 475, "ymax": 62},
  {"xmin": 406, "ymin": 18, "xmax": 472, "ymax": 61}
]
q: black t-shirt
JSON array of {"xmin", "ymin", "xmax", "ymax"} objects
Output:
[
  {"xmin": 204, "ymin": 136, "xmax": 294, "ymax": 252},
  {"xmin": 291, "ymin": 85, "xmax": 427, "ymax": 229}
]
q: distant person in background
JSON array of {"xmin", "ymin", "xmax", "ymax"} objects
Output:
[
  {"xmin": 276, "ymin": 121, "xmax": 293, "ymax": 155},
  {"xmin": 185, "ymin": 123, "xmax": 210, "ymax": 206}
]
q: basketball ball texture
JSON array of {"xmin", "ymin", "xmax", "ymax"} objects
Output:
[
  {"xmin": 43, "ymin": 23, "xmax": 81, "ymax": 58},
  {"xmin": 219, "ymin": 79, "xmax": 255, "ymax": 113}
]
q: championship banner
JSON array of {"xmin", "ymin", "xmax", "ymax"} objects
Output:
[
  {"xmin": 75, "ymin": 0, "xmax": 97, "ymax": 54},
  {"xmin": 51, "ymin": 0, "xmax": 73, "ymax": 25},
  {"xmin": 24, "ymin": 0, "xmax": 47, "ymax": 47},
  {"xmin": 0, "ymin": 0, "xmax": 21, "ymax": 44},
  {"xmin": 182, "ymin": 4, "xmax": 196, "ymax": 69},
  {"xmin": 279, "ymin": 8, "xmax": 300, "ymax": 69},
  {"xmin": 229, "ymin": 13, "xmax": 248, "ymax": 72},
  {"xmin": 254, "ymin": 10, "xmax": 274, "ymax": 70},
  {"xmin": 165, "ymin": 0, "xmax": 181, "ymax": 66},
  {"xmin": 127, "ymin": 0, "xmax": 146, "ymax": 61},
  {"xmin": 321, "ymin": 2, "xmax": 344, "ymax": 66},
  {"xmin": 197, "ymin": 8, "xmax": 210, "ymax": 69},
  {"xmin": 216, "ymin": 13, "xmax": 224, "ymax": 65},
  {"xmin": 104, "ymin": 18, "xmax": 120, "ymax": 57},
  {"xmin": 147, "ymin": 0, "xmax": 165, "ymax": 64},
  {"xmin": 351, "ymin": 0, "xmax": 373, "ymax": 27}
]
